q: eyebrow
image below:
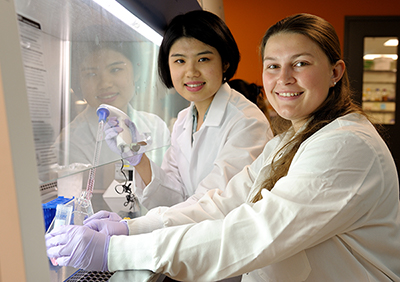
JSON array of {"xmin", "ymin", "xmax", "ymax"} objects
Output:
[
  {"xmin": 263, "ymin": 52, "xmax": 314, "ymax": 62},
  {"xmin": 81, "ymin": 61, "xmax": 126, "ymax": 71},
  {"xmin": 170, "ymin": 50, "xmax": 214, "ymax": 57}
]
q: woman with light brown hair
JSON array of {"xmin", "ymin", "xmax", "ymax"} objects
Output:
[{"xmin": 46, "ymin": 13, "xmax": 400, "ymax": 281}]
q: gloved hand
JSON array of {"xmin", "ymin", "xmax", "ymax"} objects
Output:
[
  {"xmin": 84, "ymin": 211, "xmax": 129, "ymax": 236},
  {"xmin": 45, "ymin": 225, "xmax": 109, "ymax": 271},
  {"xmin": 104, "ymin": 116, "xmax": 143, "ymax": 166},
  {"xmin": 85, "ymin": 210, "xmax": 122, "ymax": 222}
]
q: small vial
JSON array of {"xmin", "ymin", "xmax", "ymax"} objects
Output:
[
  {"xmin": 53, "ymin": 204, "xmax": 73, "ymax": 229},
  {"xmin": 382, "ymin": 88, "xmax": 388, "ymax": 101},
  {"xmin": 50, "ymin": 204, "xmax": 73, "ymax": 267},
  {"xmin": 365, "ymin": 88, "xmax": 372, "ymax": 101},
  {"xmin": 375, "ymin": 88, "xmax": 382, "ymax": 101}
]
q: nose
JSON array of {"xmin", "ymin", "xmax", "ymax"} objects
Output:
[
  {"xmin": 98, "ymin": 71, "xmax": 113, "ymax": 89},
  {"xmin": 185, "ymin": 61, "xmax": 200, "ymax": 78},
  {"xmin": 277, "ymin": 66, "xmax": 295, "ymax": 85}
]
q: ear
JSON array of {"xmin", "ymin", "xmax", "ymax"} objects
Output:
[
  {"xmin": 223, "ymin": 62, "xmax": 230, "ymax": 73},
  {"xmin": 331, "ymin": 59, "xmax": 345, "ymax": 87}
]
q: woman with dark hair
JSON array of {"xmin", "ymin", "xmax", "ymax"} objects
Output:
[
  {"xmin": 54, "ymin": 39, "xmax": 171, "ymax": 188},
  {"xmin": 46, "ymin": 13, "xmax": 399, "ymax": 281},
  {"xmin": 115, "ymin": 10, "xmax": 272, "ymax": 209}
]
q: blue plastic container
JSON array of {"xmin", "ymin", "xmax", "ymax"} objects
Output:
[{"xmin": 42, "ymin": 196, "xmax": 73, "ymax": 231}]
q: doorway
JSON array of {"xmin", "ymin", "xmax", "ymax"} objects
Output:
[{"xmin": 344, "ymin": 16, "xmax": 400, "ymax": 179}]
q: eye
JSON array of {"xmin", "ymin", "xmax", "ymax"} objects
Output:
[
  {"xmin": 294, "ymin": 61, "xmax": 308, "ymax": 67},
  {"xmin": 83, "ymin": 72, "xmax": 97, "ymax": 79},
  {"xmin": 198, "ymin": 57, "xmax": 210, "ymax": 62},
  {"xmin": 265, "ymin": 64, "xmax": 279, "ymax": 70},
  {"xmin": 110, "ymin": 67, "xmax": 123, "ymax": 73},
  {"xmin": 174, "ymin": 59, "xmax": 185, "ymax": 64}
]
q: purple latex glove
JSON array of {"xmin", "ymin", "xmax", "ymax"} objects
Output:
[
  {"xmin": 45, "ymin": 225, "xmax": 109, "ymax": 271},
  {"xmin": 85, "ymin": 210, "xmax": 122, "ymax": 222},
  {"xmin": 104, "ymin": 116, "xmax": 143, "ymax": 165},
  {"xmin": 84, "ymin": 211, "xmax": 129, "ymax": 236}
]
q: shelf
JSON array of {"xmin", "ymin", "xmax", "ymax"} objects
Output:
[
  {"xmin": 364, "ymin": 81, "xmax": 395, "ymax": 84},
  {"xmin": 364, "ymin": 69, "xmax": 397, "ymax": 73},
  {"xmin": 362, "ymin": 101, "xmax": 396, "ymax": 112}
]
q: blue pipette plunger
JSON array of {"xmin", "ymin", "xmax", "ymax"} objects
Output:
[{"xmin": 97, "ymin": 106, "xmax": 110, "ymax": 122}]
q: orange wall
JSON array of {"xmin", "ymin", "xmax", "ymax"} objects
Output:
[{"xmin": 223, "ymin": 0, "xmax": 400, "ymax": 86}]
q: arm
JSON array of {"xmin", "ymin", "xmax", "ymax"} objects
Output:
[
  {"xmin": 133, "ymin": 109, "xmax": 191, "ymax": 208},
  {"xmin": 139, "ymin": 106, "xmax": 273, "ymax": 210},
  {"xmin": 125, "ymin": 141, "xmax": 268, "ymax": 234},
  {"xmin": 176, "ymin": 109, "xmax": 273, "ymax": 208},
  {"xmin": 133, "ymin": 154, "xmax": 152, "ymax": 185},
  {"xmin": 133, "ymin": 127, "xmax": 188, "ymax": 209},
  {"xmin": 110, "ymin": 126, "xmax": 394, "ymax": 280}
]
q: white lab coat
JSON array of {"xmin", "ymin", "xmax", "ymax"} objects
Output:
[
  {"xmin": 54, "ymin": 104, "xmax": 170, "ymax": 189},
  {"xmin": 134, "ymin": 83, "xmax": 273, "ymax": 209},
  {"xmin": 109, "ymin": 113, "xmax": 400, "ymax": 281}
]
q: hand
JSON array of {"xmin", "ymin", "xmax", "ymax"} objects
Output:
[
  {"xmin": 45, "ymin": 225, "xmax": 109, "ymax": 271},
  {"xmin": 84, "ymin": 211, "xmax": 129, "ymax": 236},
  {"xmin": 104, "ymin": 117, "xmax": 143, "ymax": 166},
  {"xmin": 84, "ymin": 210, "xmax": 122, "ymax": 222}
]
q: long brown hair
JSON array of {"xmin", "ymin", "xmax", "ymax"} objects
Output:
[{"xmin": 252, "ymin": 14, "xmax": 366, "ymax": 202}]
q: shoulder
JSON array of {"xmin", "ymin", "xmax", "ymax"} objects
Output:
[
  {"xmin": 226, "ymin": 88, "xmax": 267, "ymax": 121},
  {"xmin": 303, "ymin": 114, "xmax": 389, "ymax": 160},
  {"xmin": 313, "ymin": 114, "xmax": 378, "ymax": 141}
]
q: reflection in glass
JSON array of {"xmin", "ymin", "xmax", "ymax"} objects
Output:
[
  {"xmin": 363, "ymin": 37, "xmax": 397, "ymax": 124},
  {"xmin": 14, "ymin": 0, "xmax": 188, "ymax": 191}
]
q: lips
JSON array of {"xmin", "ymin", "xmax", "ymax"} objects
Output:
[
  {"xmin": 95, "ymin": 92, "xmax": 119, "ymax": 102},
  {"xmin": 276, "ymin": 92, "xmax": 303, "ymax": 97},
  {"xmin": 184, "ymin": 82, "xmax": 205, "ymax": 92}
]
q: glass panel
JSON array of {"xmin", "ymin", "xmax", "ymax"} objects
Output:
[
  {"xmin": 363, "ymin": 37, "xmax": 397, "ymax": 124},
  {"xmin": 15, "ymin": 0, "xmax": 185, "ymax": 191}
]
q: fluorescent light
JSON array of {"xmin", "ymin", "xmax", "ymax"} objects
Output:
[
  {"xmin": 94, "ymin": 0, "xmax": 163, "ymax": 46},
  {"xmin": 363, "ymin": 54, "xmax": 398, "ymax": 60},
  {"xmin": 384, "ymin": 39, "xmax": 398, "ymax": 46}
]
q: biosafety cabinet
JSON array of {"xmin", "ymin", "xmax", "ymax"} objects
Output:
[{"xmin": 0, "ymin": 0, "xmax": 200, "ymax": 281}]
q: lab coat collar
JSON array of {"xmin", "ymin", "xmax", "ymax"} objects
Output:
[
  {"xmin": 177, "ymin": 83, "xmax": 230, "ymax": 162},
  {"xmin": 203, "ymin": 83, "xmax": 231, "ymax": 127},
  {"xmin": 181, "ymin": 83, "xmax": 230, "ymax": 132},
  {"xmin": 183, "ymin": 83, "xmax": 231, "ymax": 134}
]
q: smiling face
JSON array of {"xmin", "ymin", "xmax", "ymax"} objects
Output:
[
  {"xmin": 79, "ymin": 48, "xmax": 134, "ymax": 112},
  {"xmin": 168, "ymin": 37, "xmax": 226, "ymax": 113},
  {"xmin": 262, "ymin": 32, "xmax": 343, "ymax": 131}
]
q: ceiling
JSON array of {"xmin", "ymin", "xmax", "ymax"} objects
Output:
[
  {"xmin": 117, "ymin": 0, "xmax": 202, "ymax": 35},
  {"xmin": 364, "ymin": 37, "xmax": 398, "ymax": 55}
]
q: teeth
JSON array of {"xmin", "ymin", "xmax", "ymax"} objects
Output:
[
  {"xmin": 278, "ymin": 92, "xmax": 301, "ymax": 97},
  {"xmin": 186, "ymin": 83, "xmax": 203, "ymax": 88},
  {"xmin": 96, "ymin": 93, "xmax": 117, "ymax": 99}
]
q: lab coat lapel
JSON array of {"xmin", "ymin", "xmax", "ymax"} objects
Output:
[
  {"xmin": 202, "ymin": 83, "xmax": 230, "ymax": 128},
  {"xmin": 176, "ymin": 84, "xmax": 230, "ymax": 162},
  {"xmin": 176, "ymin": 105, "xmax": 195, "ymax": 163}
]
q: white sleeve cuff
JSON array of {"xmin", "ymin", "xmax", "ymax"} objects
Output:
[{"xmin": 126, "ymin": 207, "xmax": 169, "ymax": 235}]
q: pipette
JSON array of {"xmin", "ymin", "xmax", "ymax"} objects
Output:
[
  {"xmin": 74, "ymin": 106, "xmax": 110, "ymax": 223},
  {"xmin": 85, "ymin": 106, "xmax": 110, "ymax": 200}
]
